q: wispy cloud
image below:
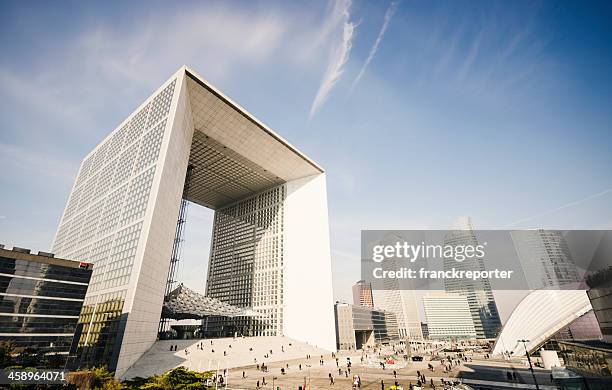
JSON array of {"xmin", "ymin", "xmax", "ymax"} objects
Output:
[
  {"xmin": 351, "ymin": 0, "xmax": 400, "ymax": 92},
  {"xmin": 0, "ymin": 143, "xmax": 77, "ymax": 185},
  {"xmin": 503, "ymin": 188, "xmax": 612, "ymax": 227},
  {"xmin": 309, "ymin": 0, "xmax": 356, "ymax": 118}
]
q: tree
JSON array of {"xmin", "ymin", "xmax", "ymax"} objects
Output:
[
  {"xmin": 122, "ymin": 367, "xmax": 213, "ymax": 390},
  {"xmin": 0, "ymin": 342, "xmax": 14, "ymax": 368}
]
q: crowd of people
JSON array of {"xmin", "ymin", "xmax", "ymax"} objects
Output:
[{"xmin": 165, "ymin": 337, "xmax": 502, "ymax": 389}]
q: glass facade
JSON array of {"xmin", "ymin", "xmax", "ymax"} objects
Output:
[
  {"xmin": 443, "ymin": 220, "xmax": 502, "ymax": 339},
  {"xmin": 51, "ymin": 78, "xmax": 176, "ymax": 371},
  {"xmin": 334, "ymin": 303, "xmax": 400, "ymax": 350},
  {"xmin": 71, "ymin": 290, "xmax": 126, "ymax": 368},
  {"xmin": 559, "ymin": 341, "xmax": 612, "ymax": 378},
  {"xmin": 539, "ymin": 310, "xmax": 603, "ymax": 352},
  {"xmin": 205, "ymin": 185, "xmax": 285, "ymax": 337},
  {"xmin": 587, "ymin": 267, "xmax": 612, "ymax": 343},
  {"xmin": 0, "ymin": 249, "xmax": 92, "ymax": 366}
]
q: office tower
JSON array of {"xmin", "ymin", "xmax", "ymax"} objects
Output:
[
  {"xmin": 203, "ymin": 185, "xmax": 286, "ymax": 337},
  {"xmin": 51, "ymin": 66, "xmax": 335, "ymax": 377},
  {"xmin": 0, "ymin": 245, "xmax": 92, "ymax": 366},
  {"xmin": 511, "ymin": 230, "xmax": 581, "ymax": 290},
  {"xmin": 372, "ymin": 233, "xmax": 423, "ymax": 339},
  {"xmin": 443, "ymin": 217, "xmax": 501, "ymax": 339},
  {"xmin": 352, "ymin": 280, "xmax": 374, "ymax": 308},
  {"xmin": 422, "ymin": 293, "xmax": 476, "ymax": 339},
  {"xmin": 374, "ymin": 288, "xmax": 423, "ymax": 339}
]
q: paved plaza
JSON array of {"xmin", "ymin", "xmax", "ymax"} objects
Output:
[
  {"xmin": 125, "ymin": 337, "xmax": 558, "ymax": 389},
  {"xmin": 124, "ymin": 336, "xmax": 330, "ymax": 379},
  {"xmin": 220, "ymin": 347, "xmax": 557, "ymax": 390}
]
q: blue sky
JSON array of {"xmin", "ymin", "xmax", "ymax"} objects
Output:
[{"xmin": 1, "ymin": 0, "xmax": 611, "ymax": 321}]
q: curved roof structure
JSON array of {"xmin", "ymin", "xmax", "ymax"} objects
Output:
[
  {"xmin": 161, "ymin": 284, "xmax": 261, "ymax": 320},
  {"xmin": 492, "ymin": 290, "xmax": 592, "ymax": 356}
]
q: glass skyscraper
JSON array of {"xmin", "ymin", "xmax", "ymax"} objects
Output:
[{"xmin": 443, "ymin": 217, "xmax": 501, "ymax": 339}]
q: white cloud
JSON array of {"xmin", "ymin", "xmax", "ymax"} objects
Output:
[
  {"xmin": 73, "ymin": 5, "xmax": 290, "ymax": 87},
  {"xmin": 309, "ymin": 0, "xmax": 356, "ymax": 118},
  {"xmin": 351, "ymin": 0, "xmax": 400, "ymax": 91},
  {"xmin": 0, "ymin": 143, "xmax": 76, "ymax": 184}
]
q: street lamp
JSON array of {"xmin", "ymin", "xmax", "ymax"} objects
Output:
[
  {"xmin": 517, "ymin": 339, "xmax": 540, "ymax": 390},
  {"xmin": 306, "ymin": 364, "xmax": 312, "ymax": 389}
]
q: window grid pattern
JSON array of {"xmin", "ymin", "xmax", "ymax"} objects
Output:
[
  {"xmin": 147, "ymin": 80, "xmax": 176, "ymax": 129},
  {"xmin": 102, "ymin": 222, "xmax": 142, "ymax": 290},
  {"xmin": 113, "ymin": 142, "xmax": 140, "ymax": 188},
  {"xmin": 124, "ymin": 103, "xmax": 150, "ymax": 148},
  {"xmin": 77, "ymin": 173, "xmax": 99, "ymax": 212},
  {"xmin": 95, "ymin": 159, "xmax": 117, "ymax": 199},
  {"xmin": 79, "ymin": 198, "xmax": 106, "ymax": 245},
  {"xmin": 134, "ymin": 119, "xmax": 166, "ymax": 174},
  {"xmin": 186, "ymin": 133, "xmax": 279, "ymax": 208},
  {"xmin": 52, "ymin": 221, "xmax": 72, "ymax": 254},
  {"xmin": 50, "ymin": 78, "xmax": 177, "ymax": 368},
  {"xmin": 107, "ymin": 124, "xmax": 129, "ymax": 158},
  {"xmin": 120, "ymin": 166, "xmax": 156, "ymax": 227},
  {"xmin": 97, "ymin": 184, "xmax": 128, "ymax": 237},
  {"xmin": 63, "ymin": 210, "xmax": 87, "ymax": 255},
  {"xmin": 89, "ymin": 140, "xmax": 109, "ymax": 176},
  {"xmin": 69, "ymin": 244, "xmax": 92, "ymax": 265},
  {"xmin": 87, "ymin": 235, "xmax": 115, "ymax": 293},
  {"xmin": 76, "ymin": 289, "xmax": 126, "ymax": 367},
  {"xmin": 75, "ymin": 154, "xmax": 94, "ymax": 188},
  {"xmin": 63, "ymin": 186, "xmax": 82, "ymax": 222},
  {"xmin": 206, "ymin": 185, "xmax": 285, "ymax": 337}
]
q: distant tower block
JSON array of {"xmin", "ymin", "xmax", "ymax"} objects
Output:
[
  {"xmin": 51, "ymin": 66, "xmax": 335, "ymax": 377},
  {"xmin": 352, "ymin": 280, "xmax": 374, "ymax": 308}
]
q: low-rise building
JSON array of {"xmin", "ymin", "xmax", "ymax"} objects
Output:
[
  {"xmin": 0, "ymin": 245, "xmax": 92, "ymax": 366},
  {"xmin": 423, "ymin": 293, "xmax": 476, "ymax": 340},
  {"xmin": 334, "ymin": 302, "xmax": 399, "ymax": 350},
  {"xmin": 558, "ymin": 340, "xmax": 612, "ymax": 383}
]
